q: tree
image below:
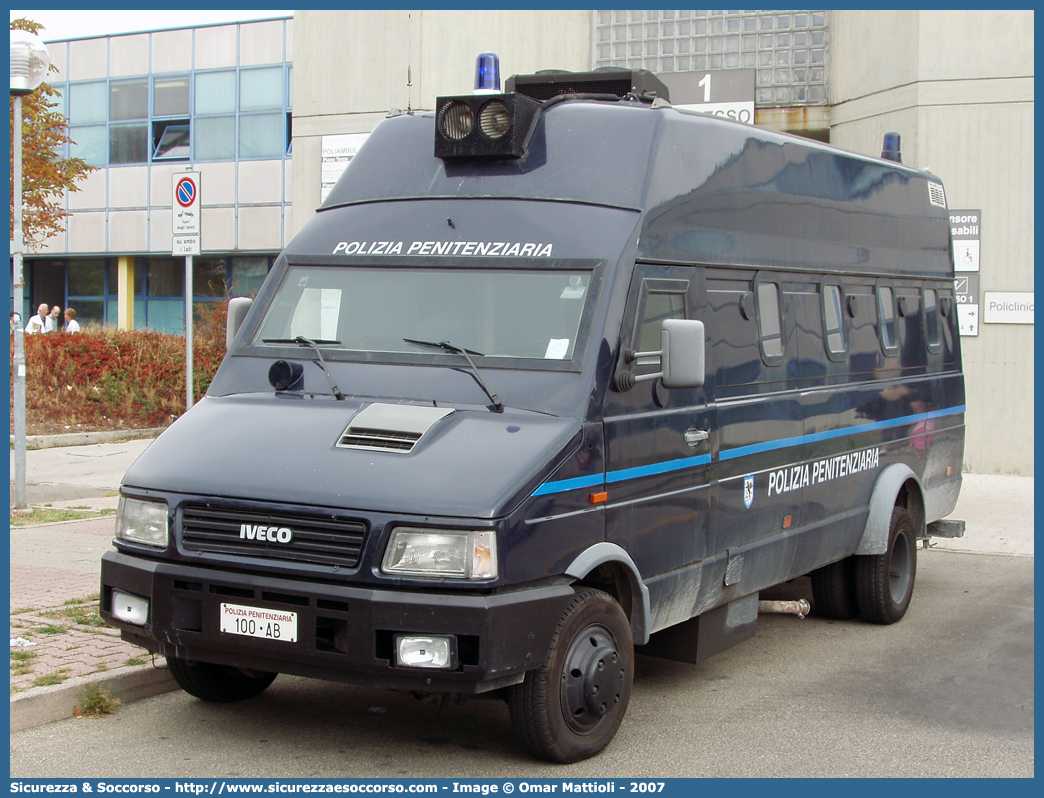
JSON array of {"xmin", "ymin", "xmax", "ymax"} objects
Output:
[{"xmin": 10, "ymin": 18, "xmax": 95, "ymax": 251}]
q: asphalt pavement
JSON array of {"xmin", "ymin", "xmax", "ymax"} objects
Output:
[{"xmin": 6, "ymin": 432, "xmax": 1034, "ymax": 734}]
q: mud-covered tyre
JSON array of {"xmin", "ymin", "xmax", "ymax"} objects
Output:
[
  {"xmin": 810, "ymin": 556, "xmax": 859, "ymax": 620},
  {"xmin": 855, "ymin": 506, "xmax": 918, "ymax": 624},
  {"xmin": 167, "ymin": 656, "xmax": 277, "ymax": 702},
  {"xmin": 507, "ymin": 588, "xmax": 633, "ymax": 763}
]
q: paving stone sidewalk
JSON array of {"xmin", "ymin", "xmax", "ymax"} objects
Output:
[{"xmin": 9, "ymin": 513, "xmax": 175, "ymax": 729}]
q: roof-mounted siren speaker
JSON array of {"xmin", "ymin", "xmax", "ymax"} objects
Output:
[
  {"xmin": 434, "ymin": 92, "xmax": 543, "ymax": 160},
  {"xmin": 504, "ymin": 68, "xmax": 670, "ymax": 103},
  {"xmin": 882, "ymin": 132, "xmax": 902, "ymax": 163}
]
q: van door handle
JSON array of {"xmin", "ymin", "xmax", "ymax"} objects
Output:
[{"xmin": 684, "ymin": 427, "xmax": 709, "ymax": 448}]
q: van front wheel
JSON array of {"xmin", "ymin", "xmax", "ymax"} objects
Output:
[
  {"xmin": 166, "ymin": 656, "xmax": 277, "ymax": 702},
  {"xmin": 507, "ymin": 588, "xmax": 633, "ymax": 763},
  {"xmin": 855, "ymin": 506, "xmax": 918, "ymax": 624}
]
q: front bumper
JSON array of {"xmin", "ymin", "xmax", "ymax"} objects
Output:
[{"xmin": 100, "ymin": 550, "xmax": 573, "ymax": 693}]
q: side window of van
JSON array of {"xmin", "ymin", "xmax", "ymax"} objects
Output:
[
  {"xmin": 876, "ymin": 283, "xmax": 899, "ymax": 356},
  {"xmin": 821, "ymin": 281, "xmax": 846, "ymax": 360},
  {"xmin": 755, "ymin": 275, "xmax": 784, "ymax": 366},
  {"xmin": 922, "ymin": 287, "xmax": 942, "ymax": 353},
  {"xmin": 634, "ymin": 280, "xmax": 688, "ymax": 365}
]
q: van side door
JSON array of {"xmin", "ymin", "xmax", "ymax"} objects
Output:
[{"xmin": 603, "ymin": 265, "xmax": 716, "ymax": 583}]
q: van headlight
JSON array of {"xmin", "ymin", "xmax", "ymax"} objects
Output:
[
  {"xmin": 116, "ymin": 496, "xmax": 169, "ymax": 549},
  {"xmin": 382, "ymin": 528, "xmax": 497, "ymax": 580}
]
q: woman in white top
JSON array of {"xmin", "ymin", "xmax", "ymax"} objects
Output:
[{"xmin": 64, "ymin": 307, "xmax": 80, "ymax": 333}]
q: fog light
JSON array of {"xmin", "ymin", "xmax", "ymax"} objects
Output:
[
  {"xmin": 395, "ymin": 635, "xmax": 456, "ymax": 669},
  {"xmin": 111, "ymin": 590, "xmax": 149, "ymax": 626}
]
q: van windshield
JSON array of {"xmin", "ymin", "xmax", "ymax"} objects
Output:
[{"xmin": 250, "ymin": 266, "xmax": 593, "ymax": 362}]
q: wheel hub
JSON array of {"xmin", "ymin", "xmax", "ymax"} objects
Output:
[{"xmin": 561, "ymin": 624, "xmax": 625, "ymax": 734}]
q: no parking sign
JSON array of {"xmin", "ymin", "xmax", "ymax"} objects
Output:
[{"xmin": 172, "ymin": 171, "xmax": 201, "ymax": 236}]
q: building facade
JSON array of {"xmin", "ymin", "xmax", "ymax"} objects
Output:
[
  {"xmin": 20, "ymin": 16, "xmax": 293, "ymax": 333},
  {"xmin": 16, "ymin": 11, "xmax": 1033, "ymax": 474}
]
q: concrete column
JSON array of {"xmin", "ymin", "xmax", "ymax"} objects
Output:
[{"xmin": 117, "ymin": 255, "xmax": 135, "ymax": 330}]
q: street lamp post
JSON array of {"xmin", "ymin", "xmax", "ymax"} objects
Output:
[{"xmin": 10, "ymin": 29, "xmax": 51, "ymax": 509}]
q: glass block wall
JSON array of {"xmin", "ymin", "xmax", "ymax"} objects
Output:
[{"xmin": 592, "ymin": 10, "xmax": 829, "ymax": 107}]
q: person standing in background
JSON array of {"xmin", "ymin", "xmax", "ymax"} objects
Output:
[
  {"xmin": 25, "ymin": 303, "xmax": 49, "ymax": 334},
  {"xmin": 48, "ymin": 305, "xmax": 62, "ymax": 332},
  {"xmin": 64, "ymin": 307, "xmax": 80, "ymax": 333}
]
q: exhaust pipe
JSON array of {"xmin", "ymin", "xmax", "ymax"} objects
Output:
[{"xmin": 758, "ymin": 599, "xmax": 810, "ymax": 619}]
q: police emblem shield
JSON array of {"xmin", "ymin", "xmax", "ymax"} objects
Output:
[{"xmin": 744, "ymin": 475, "xmax": 754, "ymax": 509}]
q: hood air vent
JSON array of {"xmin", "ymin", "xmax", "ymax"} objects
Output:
[{"xmin": 336, "ymin": 403, "xmax": 454, "ymax": 454}]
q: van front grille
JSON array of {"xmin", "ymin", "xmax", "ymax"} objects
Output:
[{"xmin": 181, "ymin": 504, "xmax": 367, "ymax": 568}]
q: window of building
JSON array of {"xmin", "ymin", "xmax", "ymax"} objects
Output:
[
  {"xmin": 68, "ymin": 259, "xmax": 105, "ymax": 296},
  {"xmin": 194, "ymin": 116, "xmax": 236, "ymax": 160},
  {"xmin": 230, "ymin": 257, "xmax": 271, "ymax": 297},
  {"xmin": 153, "ymin": 76, "xmax": 189, "ymax": 116},
  {"xmin": 69, "ymin": 125, "xmax": 107, "ymax": 167},
  {"xmin": 240, "ymin": 113, "xmax": 284, "ymax": 158},
  {"xmin": 69, "ymin": 81, "xmax": 107, "ymax": 124},
  {"xmin": 110, "ymin": 123, "xmax": 149, "ymax": 165},
  {"xmin": 193, "ymin": 259, "xmax": 227, "ymax": 298},
  {"xmin": 152, "ymin": 122, "xmax": 191, "ymax": 159},
  {"xmin": 109, "ymin": 79, "xmax": 148, "ymax": 121},
  {"xmin": 195, "ymin": 70, "xmax": 237, "ymax": 115},
  {"xmin": 240, "ymin": 67, "xmax": 283, "ymax": 111}
]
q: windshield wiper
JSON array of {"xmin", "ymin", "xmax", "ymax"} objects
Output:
[
  {"xmin": 403, "ymin": 338, "xmax": 504, "ymax": 412},
  {"xmin": 262, "ymin": 336, "xmax": 345, "ymax": 400}
]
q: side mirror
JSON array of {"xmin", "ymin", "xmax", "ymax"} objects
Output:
[
  {"xmin": 226, "ymin": 297, "xmax": 253, "ymax": 349},
  {"xmin": 660, "ymin": 318, "xmax": 705, "ymax": 388},
  {"xmin": 615, "ymin": 318, "xmax": 705, "ymax": 391}
]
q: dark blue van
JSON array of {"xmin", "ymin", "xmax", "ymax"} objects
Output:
[{"xmin": 101, "ymin": 69, "xmax": 965, "ymax": 763}]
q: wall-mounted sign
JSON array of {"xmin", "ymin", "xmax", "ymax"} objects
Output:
[
  {"xmin": 983, "ymin": 292, "xmax": 1034, "ymax": 325},
  {"xmin": 949, "ymin": 209, "xmax": 981, "ymax": 336},
  {"xmin": 950, "ymin": 209, "xmax": 980, "ymax": 273},
  {"xmin": 321, "ymin": 133, "xmax": 370, "ymax": 202},
  {"xmin": 954, "ymin": 273, "xmax": 980, "ymax": 336},
  {"xmin": 659, "ymin": 69, "xmax": 756, "ymax": 124}
]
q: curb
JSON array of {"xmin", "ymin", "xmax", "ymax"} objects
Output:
[
  {"xmin": 10, "ymin": 428, "xmax": 165, "ymax": 450},
  {"xmin": 10, "ymin": 663, "xmax": 177, "ymax": 732}
]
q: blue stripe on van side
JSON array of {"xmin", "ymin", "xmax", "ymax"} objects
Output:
[
  {"xmin": 531, "ymin": 473, "xmax": 604, "ymax": 497},
  {"xmin": 605, "ymin": 453, "xmax": 712, "ymax": 484},
  {"xmin": 719, "ymin": 404, "xmax": 966, "ymax": 462},
  {"xmin": 530, "ymin": 405, "xmax": 965, "ymax": 497}
]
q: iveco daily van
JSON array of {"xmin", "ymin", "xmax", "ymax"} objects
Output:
[{"xmin": 101, "ymin": 68, "xmax": 965, "ymax": 763}]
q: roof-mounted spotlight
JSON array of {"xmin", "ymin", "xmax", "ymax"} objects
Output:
[{"xmin": 434, "ymin": 92, "xmax": 542, "ymax": 160}]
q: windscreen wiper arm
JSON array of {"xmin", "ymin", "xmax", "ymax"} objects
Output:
[
  {"xmin": 262, "ymin": 336, "xmax": 345, "ymax": 400},
  {"xmin": 403, "ymin": 338, "xmax": 504, "ymax": 412}
]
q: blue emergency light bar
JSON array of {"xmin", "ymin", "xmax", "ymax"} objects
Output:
[{"xmin": 475, "ymin": 52, "xmax": 500, "ymax": 94}]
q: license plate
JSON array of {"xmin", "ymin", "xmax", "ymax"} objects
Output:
[{"xmin": 220, "ymin": 603, "xmax": 297, "ymax": 643}]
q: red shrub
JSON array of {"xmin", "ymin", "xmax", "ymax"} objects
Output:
[{"xmin": 10, "ymin": 303, "xmax": 228, "ymax": 433}]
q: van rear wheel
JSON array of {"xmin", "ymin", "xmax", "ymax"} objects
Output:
[
  {"xmin": 810, "ymin": 556, "xmax": 859, "ymax": 620},
  {"xmin": 507, "ymin": 588, "xmax": 633, "ymax": 763},
  {"xmin": 167, "ymin": 656, "xmax": 277, "ymax": 702},
  {"xmin": 855, "ymin": 506, "xmax": 918, "ymax": 624}
]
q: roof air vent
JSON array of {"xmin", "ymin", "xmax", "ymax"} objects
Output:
[{"xmin": 336, "ymin": 403, "xmax": 454, "ymax": 454}]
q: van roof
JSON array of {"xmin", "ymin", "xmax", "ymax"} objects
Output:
[{"xmin": 321, "ymin": 99, "xmax": 952, "ymax": 278}]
